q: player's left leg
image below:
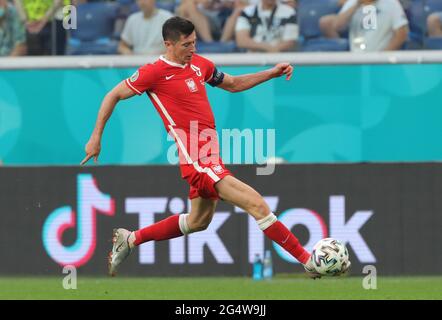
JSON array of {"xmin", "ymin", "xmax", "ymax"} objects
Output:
[
  {"xmin": 215, "ymin": 175, "xmax": 320, "ymax": 278},
  {"xmin": 186, "ymin": 197, "xmax": 218, "ymax": 232},
  {"xmin": 131, "ymin": 196, "xmax": 217, "ymax": 245},
  {"xmin": 108, "ymin": 197, "xmax": 217, "ymax": 276}
]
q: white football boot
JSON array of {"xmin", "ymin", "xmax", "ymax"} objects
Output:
[
  {"xmin": 108, "ymin": 228, "xmax": 133, "ymax": 277},
  {"xmin": 303, "ymin": 255, "xmax": 322, "ymax": 280},
  {"xmin": 334, "ymin": 260, "xmax": 352, "ymax": 276}
]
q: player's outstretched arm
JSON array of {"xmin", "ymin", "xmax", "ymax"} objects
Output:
[
  {"xmin": 80, "ymin": 81, "xmax": 135, "ymax": 165},
  {"xmin": 217, "ymin": 63, "xmax": 293, "ymax": 93}
]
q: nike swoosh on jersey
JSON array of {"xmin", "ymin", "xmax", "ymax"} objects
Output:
[{"xmin": 166, "ymin": 75, "xmax": 175, "ymax": 80}]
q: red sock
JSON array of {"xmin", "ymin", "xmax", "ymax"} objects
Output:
[
  {"xmin": 133, "ymin": 214, "xmax": 182, "ymax": 246},
  {"xmin": 263, "ymin": 221, "xmax": 310, "ymax": 264}
]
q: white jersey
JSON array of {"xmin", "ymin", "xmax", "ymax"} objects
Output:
[
  {"xmin": 341, "ymin": 0, "xmax": 408, "ymax": 52},
  {"xmin": 121, "ymin": 9, "xmax": 173, "ymax": 55},
  {"xmin": 235, "ymin": 3, "xmax": 298, "ymax": 47}
]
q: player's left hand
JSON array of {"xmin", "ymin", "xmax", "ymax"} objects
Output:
[{"xmin": 272, "ymin": 63, "xmax": 294, "ymax": 81}]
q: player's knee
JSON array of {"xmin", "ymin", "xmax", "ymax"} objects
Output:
[
  {"xmin": 192, "ymin": 220, "xmax": 211, "ymax": 232},
  {"xmin": 249, "ymin": 199, "xmax": 270, "ymax": 220},
  {"xmin": 188, "ymin": 215, "xmax": 213, "ymax": 232}
]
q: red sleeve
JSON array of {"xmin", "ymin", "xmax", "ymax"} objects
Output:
[
  {"xmin": 125, "ymin": 64, "xmax": 156, "ymax": 95},
  {"xmin": 199, "ymin": 55, "xmax": 216, "ymax": 83}
]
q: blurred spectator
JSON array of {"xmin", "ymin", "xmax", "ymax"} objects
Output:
[
  {"xmin": 235, "ymin": 0, "xmax": 298, "ymax": 52},
  {"xmin": 14, "ymin": 0, "xmax": 68, "ymax": 55},
  {"xmin": 176, "ymin": 0, "xmax": 234, "ymax": 42},
  {"xmin": 427, "ymin": 12, "xmax": 442, "ymax": 37},
  {"xmin": 399, "ymin": 0, "xmax": 410, "ymax": 9},
  {"xmin": 320, "ymin": 0, "xmax": 347, "ymax": 38},
  {"xmin": 280, "ymin": 0, "xmax": 296, "ymax": 8},
  {"xmin": 335, "ymin": 0, "xmax": 409, "ymax": 51},
  {"xmin": 118, "ymin": 0, "xmax": 173, "ymax": 55},
  {"xmin": 217, "ymin": 0, "xmax": 248, "ymax": 42},
  {"xmin": 0, "ymin": 0, "xmax": 27, "ymax": 56}
]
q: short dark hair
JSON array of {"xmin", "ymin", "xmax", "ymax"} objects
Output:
[{"xmin": 162, "ymin": 16, "xmax": 195, "ymax": 42}]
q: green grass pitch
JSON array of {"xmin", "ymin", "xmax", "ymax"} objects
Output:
[{"xmin": 1, "ymin": 275, "xmax": 441, "ymax": 300}]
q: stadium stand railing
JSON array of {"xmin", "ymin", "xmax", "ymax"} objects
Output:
[{"xmin": 1, "ymin": 51, "xmax": 442, "ymax": 70}]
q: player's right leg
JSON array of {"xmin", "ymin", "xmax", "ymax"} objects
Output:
[
  {"xmin": 108, "ymin": 197, "xmax": 217, "ymax": 276},
  {"xmin": 215, "ymin": 175, "xmax": 321, "ymax": 279}
]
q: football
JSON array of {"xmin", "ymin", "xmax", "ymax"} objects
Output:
[{"xmin": 311, "ymin": 238, "xmax": 350, "ymax": 276}]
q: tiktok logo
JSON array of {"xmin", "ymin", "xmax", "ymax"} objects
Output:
[{"xmin": 42, "ymin": 174, "xmax": 115, "ymax": 267}]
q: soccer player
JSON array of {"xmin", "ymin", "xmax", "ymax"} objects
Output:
[{"xmin": 81, "ymin": 16, "xmax": 326, "ymax": 279}]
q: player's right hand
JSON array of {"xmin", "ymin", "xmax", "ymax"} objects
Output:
[{"xmin": 80, "ymin": 138, "xmax": 101, "ymax": 165}]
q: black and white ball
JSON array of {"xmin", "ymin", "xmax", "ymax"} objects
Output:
[{"xmin": 311, "ymin": 238, "xmax": 350, "ymax": 276}]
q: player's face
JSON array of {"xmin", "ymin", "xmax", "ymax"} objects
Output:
[{"xmin": 168, "ymin": 31, "xmax": 197, "ymax": 65}]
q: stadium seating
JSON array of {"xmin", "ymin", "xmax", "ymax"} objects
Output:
[
  {"xmin": 116, "ymin": 0, "xmax": 134, "ymax": 5},
  {"xmin": 127, "ymin": 0, "xmax": 176, "ymax": 15},
  {"xmin": 297, "ymin": 0, "xmax": 348, "ymax": 52},
  {"xmin": 406, "ymin": 0, "xmax": 442, "ymax": 48},
  {"xmin": 196, "ymin": 41, "xmax": 237, "ymax": 53},
  {"xmin": 297, "ymin": 0, "xmax": 341, "ymax": 40},
  {"xmin": 301, "ymin": 38, "xmax": 349, "ymax": 52},
  {"xmin": 67, "ymin": 2, "xmax": 119, "ymax": 55},
  {"xmin": 424, "ymin": 37, "xmax": 442, "ymax": 49},
  {"xmin": 116, "ymin": 0, "xmax": 136, "ymax": 19},
  {"xmin": 156, "ymin": 1, "xmax": 176, "ymax": 13},
  {"xmin": 406, "ymin": 0, "xmax": 427, "ymax": 46}
]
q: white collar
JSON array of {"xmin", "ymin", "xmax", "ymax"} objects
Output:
[{"xmin": 160, "ymin": 55, "xmax": 187, "ymax": 68}]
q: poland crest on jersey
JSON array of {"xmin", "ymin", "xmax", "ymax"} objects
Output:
[
  {"xmin": 212, "ymin": 164, "xmax": 224, "ymax": 174},
  {"xmin": 185, "ymin": 78, "xmax": 198, "ymax": 92}
]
